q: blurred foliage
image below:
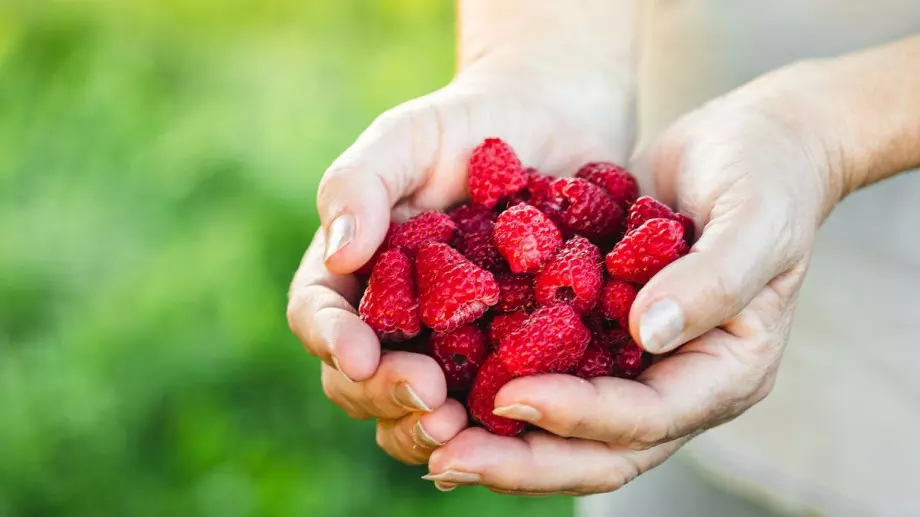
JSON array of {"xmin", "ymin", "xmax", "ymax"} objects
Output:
[{"xmin": 0, "ymin": 1, "xmax": 570, "ymax": 516}]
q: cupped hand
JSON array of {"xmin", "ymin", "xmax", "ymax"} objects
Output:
[
  {"xmin": 426, "ymin": 64, "xmax": 846, "ymax": 494},
  {"xmin": 287, "ymin": 63, "xmax": 634, "ymax": 466}
]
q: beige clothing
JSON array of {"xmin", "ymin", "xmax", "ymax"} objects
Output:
[{"xmin": 587, "ymin": 1, "xmax": 920, "ymax": 516}]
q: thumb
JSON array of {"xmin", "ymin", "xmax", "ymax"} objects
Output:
[
  {"xmin": 317, "ymin": 104, "xmax": 445, "ymax": 275},
  {"xmin": 630, "ymin": 200, "xmax": 797, "ymax": 354}
]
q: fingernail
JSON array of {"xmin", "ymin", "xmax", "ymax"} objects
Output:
[
  {"xmin": 493, "ymin": 404, "xmax": 542, "ymax": 422},
  {"xmin": 331, "ymin": 356, "xmax": 355, "ymax": 383},
  {"xmin": 434, "ymin": 482, "xmax": 456, "ymax": 492},
  {"xmin": 393, "ymin": 382, "xmax": 432, "ymax": 412},
  {"xmin": 422, "ymin": 470, "xmax": 481, "ymax": 485},
  {"xmin": 413, "ymin": 420, "xmax": 443, "ymax": 447},
  {"xmin": 324, "ymin": 214, "xmax": 355, "ymax": 261},
  {"xmin": 639, "ymin": 298, "xmax": 684, "ymax": 353}
]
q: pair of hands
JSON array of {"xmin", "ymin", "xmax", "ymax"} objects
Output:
[{"xmin": 287, "ymin": 60, "xmax": 844, "ymax": 495}]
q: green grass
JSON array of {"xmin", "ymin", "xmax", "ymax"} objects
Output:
[{"xmin": 0, "ymin": 1, "xmax": 571, "ymax": 515}]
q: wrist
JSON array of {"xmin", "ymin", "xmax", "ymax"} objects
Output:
[
  {"xmin": 455, "ymin": 0, "xmax": 640, "ymax": 142},
  {"xmin": 756, "ymin": 37, "xmax": 920, "ymax": 206},
  {"xmin": 734, "ymin": 60, "xmax": 855, "ymax": 222},
  {"xmin": 451, "ymin": 58, "xmax": 637, "ymax": 164}
]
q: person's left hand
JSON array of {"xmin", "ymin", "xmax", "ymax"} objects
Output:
[{"xmin": 424, "ymin": 61, "xmax": 849, "ymax": 495}]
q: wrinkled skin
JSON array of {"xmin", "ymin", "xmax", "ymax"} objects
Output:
[{"xmin": 289, "ymin": 58, "xmax": 846, "ymax": 494}]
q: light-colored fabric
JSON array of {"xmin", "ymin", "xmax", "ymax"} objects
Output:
[{"xmin": 586, "ymin": 1, "xmax": 920, "ymax": 516}]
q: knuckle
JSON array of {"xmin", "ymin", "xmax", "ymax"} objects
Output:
[
  {"xmin": 316, "ymin": 165, "xmax": 354, "ymax": 207},
  {"xmin": 711, "ymin": 274, "xmax": 746, "ymax": 315},
  {"xmin": 552, "ymin": 414, "xmax": 582, "ymax": 439},
  {"xmin": 285, "ymin": 294, "xmax": 302, "ymax": 335},
  {"xmin": 321, "ymin": 370, "xmax": 340, "ymax": 402},
  {"xmin": 369, "ymin": 108, "xmax": 410, "ymax": 134},
  {"xmin": 628, "ymin": 424, "xmax": 672, "ymax": 451},
  {"xmin": 620, "ymin": 403, "xmax": 673, "ymax": 450},
  {"xmin": 322, "ymin": 369, "xmax": 362, "ymax": 419},
  {"xmin": 751, "ymin": 371, "xmax": 778, "ymax": 405},
  {"xmin": 375, "ymin": 422, "xmax": 389, "ymax": 450}
]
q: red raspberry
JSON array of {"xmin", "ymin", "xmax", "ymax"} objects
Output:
[
  {"xmin": 455, "ymin": 229, "xmax": 508, "ymax": 273},
  {"xmin": 354, "ymin": 222, "xmax": 398, "ymax": 276},
  {"xmin": 494, "ymin": 273, "xmax": 536, "ymax": 313},
  {"xmin": 626, "ymin": 196, "xmax": 695, "ymax": 243},
  {"xmin": 583, "ymin": 310, "xmax": 632, "ymax": 349},
  {"xmin": 488, "ymin": 311, "xmax": 529, "ymax": 350},
  {"xmin": 358, "ymin": 249, "xmax": 421, "ymax": 341},
  {"xmin": 612, "ymin": 340, "xmax": 650, "ymax": 379},
  {"xmin": 599, "ymin": 279, "xmax": 639, "ymax": 329},
  {"xmin": 493, "ymin": 204, "xmax": 562, "ymax": 274},
  {"xmin": 499, "ymin": 305, "xmax": 592, "ymax": 376},
  {"xmin": 576, "ymin": 162, "xmax": 639, "ymax": 209},
  {"xmin": 526, "ymin": 169, "xmax": 555, "ymax": 199},
  {"xmin": 427, "ymin": 325, "xmax": 489, "ymax": 391},
  {"xmin": 468, "ymin": 354, "xmax": 527, "ymax": 437},
  {"xmin": 542, "ymin": 178, "xmax": 625, "ymax": 242},
  {"xmin": 504, "ymin": 168, "xmax": 555, "ymax": 208},
  {"xmin": 449, "ymin": 203, "xmax": 496, "ymax": 234},
  {"xmin": 528, "ymin": 175, "xmax": 565, "ymax": 224},
  {"xmin": 606, "ymin": 218, "xmax": 689, "ymax": 284},
  {"xmin": 389, "ymin": 211, "xmax": 457, "ymax": 258},
  {"xmin": 416, "ymin": 242, "xmax": 500, "ymax": 332},
  {"xmin": 468, "ymin": 138, "xmax": 527, "ymax": 208},
  {"xmin": 534, "ymin": 236, "xmax": 603, "ymax": 314},
  {"xmin": 575, "ymin": 340, "xmax": 616, "ymax": 379}
]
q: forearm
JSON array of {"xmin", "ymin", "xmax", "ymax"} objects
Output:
[
  {"xmin": 457, "ymin": 0, "xmax": 642, "ymax": 89},
  {"xmin": 783, "ymin": 35, "xmax": 920, "ymax": 198}
]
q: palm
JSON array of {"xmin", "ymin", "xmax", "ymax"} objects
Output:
[{"xmin": 384, "ymin": 81, "xmax": 635, "ymax": 216}]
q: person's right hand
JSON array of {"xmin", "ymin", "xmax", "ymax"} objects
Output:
[{"xmin": 287, "ymin": 60, "xmax": 636, "ymax": 467}]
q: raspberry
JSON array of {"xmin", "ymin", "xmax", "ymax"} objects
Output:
[
  {"xmin": 493, "ymin": 204, "xmax": 562, "ymax": 274},
  {"xmin": 468, "ymin": 354, "xmax": 527, "ymax": 437},
  {"xmin": 354, "ymin": 222, "xmax": 398, "ymax": 276},
  {"xmin": 504, "ymin": 168, "xmax": 555, "ymax": 208},
  {"xmin": 449, "ymin": 203, "xmax": 496, "ymax": 234},
  {"xmin": 428, "ymin": 325, "xmax": 489, "ymax": 391},
  {"xmin": 386, "ymin": 330, "xmax": 430, "ymax": 354},
  {"xmin": 389, "ymin": 211, "xmax": 457, "ymax": 258},
  {"xmin": 542, "ymin": 178, "xmax": 625, "ymax": 242},
  {"xmin": 583, "ymin": 310, "xmax": 632, "ymax": 349},
  {"xmin": 416, "ymin": 242, "xmax": 500, "ymax": 332},
  {"xmin": 358, "ymin": 249, "xmax": 421, "ymax": 341},
  {"xmin": 488, "ymin": 311, "xmax": 529, "ymax": 350},
  {"xmin": 606, "ymin": 218, "xmax": 689, "ymax": 284},
  {"xmin": 626, "ymin": 196, "xmax": 695, "ymax": 243},
  {"xmin": 575, "ymin": 340, "xmax": 616, "ymax": 379},
  {"xmin": 499, "ymin": 305, "xmax": 592, "ymax": 376},
  {"xmin": 599, "ymin": 280, "xmax": 639, "ymax": 328},
  {"xmin": 576, "ymin": 162, "xmax": 639, "ymax": 209},
  {"xmin": 468, "ymin": 138, "xmax": 527, "ymax": 208},
  {"xmin": 455, "ymin": 229, "xmax": 508, "ymax": 273},
  {"xmin": 526, "ymin": 169, "xmax": 555, "ymax": 199},
  {"xmin": 534, "ymin": 236, "xmax": 603, "ymax": 314},
  {"xmin": 494, "ymin": 273, "xmax": 536, "ymax": 313},
  {"xmin": 612, "ymin": 340, "xmax": 649, "ymax": 379}
]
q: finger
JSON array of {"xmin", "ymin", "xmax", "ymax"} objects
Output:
[
  {"xmin": 630, "ymin": 197, "xmax": 800, "ymax": 354},
  {"xmin": 287, "ymin": 231, "xmax": 378, "ymax": 381},
  {"xmin": 317, "ymin": 103, "xmax": 445, "ymax": 275},
  {"xmin": 629, "ymin": 114, "xmax": 814, "ymax": 355},
  {"xmin": 376, "ymin": 399, "xmax": 468, "ymax": 465},
  {"xmin": 492, "ymin": 286, "xmax": 788, "ymax": 448},
  {"xmin": 321, "ymin": 351, "xmax": 448, "ymax": 420},
  {"xmin": 425, "ymin": 428, "xmax": 686, "ymax": 495}
]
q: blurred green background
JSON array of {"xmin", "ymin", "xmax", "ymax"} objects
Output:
[{"xmin": 0, "ymin": 1, "xmax": 570, "ymax": 515}]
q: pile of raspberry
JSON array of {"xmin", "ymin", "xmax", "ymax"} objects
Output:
[{"xmin": 356, "ymin": 138, "xmax": 694, "ymax": 437}]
